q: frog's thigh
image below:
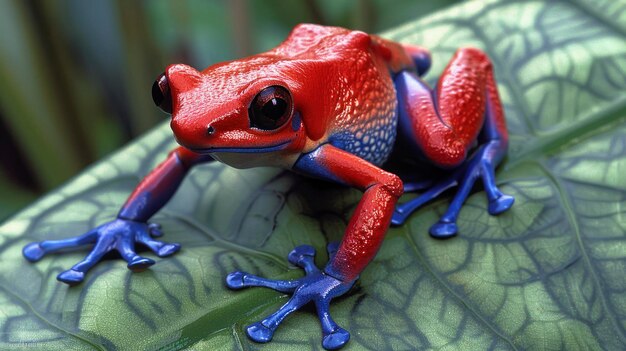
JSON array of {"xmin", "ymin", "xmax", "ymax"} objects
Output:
[{"xmin": 394, "ymin": 48, "xmax": 498, "ymax": 168}]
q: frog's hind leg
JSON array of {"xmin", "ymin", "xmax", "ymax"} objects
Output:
[{"xmin": 392, "ymin": 48, "xmax": 514, "ymax": 238}]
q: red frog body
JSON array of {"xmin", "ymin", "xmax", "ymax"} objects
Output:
[
  {"xmin": 169, "ymin": 25, "xmax": 409, "ymax": 168},
  {"xmin": 23, "ymin": 24, "xmax": 514, "ymax": 350}
]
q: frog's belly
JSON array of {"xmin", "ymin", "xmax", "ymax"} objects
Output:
[{"xmin": 328, "ymin": 108, "xmax": 397, "ymax": 167}]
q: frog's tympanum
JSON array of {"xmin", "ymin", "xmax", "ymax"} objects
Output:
[{"xmin": 24, "ymin": 24, "xmax": 514, "ymax": 350}]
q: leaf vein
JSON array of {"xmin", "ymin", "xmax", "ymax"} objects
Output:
[
  {"xmin": 537, "ymin": 162, "xmax": 626, "ymax": 344},
  {"xmin": 402, "ymin": 232, "xmax": 519, "ymax": 350},
  {"xmin": 0, "ymin": 286, "xmax": 105, "ymax": 350}
]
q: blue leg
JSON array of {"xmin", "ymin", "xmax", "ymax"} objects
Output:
[
  {"xmin": 225, "ymin": 272, "xmax": 301, "ymax": 294},
  {"xmin": 135, "ymin": 223, "xmax": 180, "ymax": 257},
  {"xmin": 117, "ymin": 238, "xmax": 156, "ymax": 272},
  {"xmin": 402, "ymin": 178, "xmax": 434, "ymax": 193},
  {"xmin": 246, "ymin": 294, "xmax": 310, "ymax": 343},
  {"xmin": 315, "ymin": 298, "xmax": 350, "ymax": 350},
  {"xmin": 428, "ymin": 140, "xmax": 514, "ymax": 238},
  {"xmin": 326, "ymin": 241, "xmax": 339, "ymax": 259},
  {"xmin": 25, "ymin": 220, "xmax": 180, "ymax": 286},
  {"xmin": 392, "ymin": 58, "xmax": 514, "ymax": 237},
  {"xmin": 226, "ymin": 243, "xmax": 354, "ymax": 350},
  {"xmin": 23, "ymin": 229, "xmax": 99, "ymax": 262},
  {"xmin": 23, "ymin": 148, "xmax": 212, "ymax": 285},
  {"xmin": 57, "ymin": 234, "xmax": 116, "ymax": 285},
  {"xmin": 391, "ymin": 175, "xmax": 457, "ymax": 226},
  {"xmin": 288, "ymin": 244, "xmax": 320, "ymax": 274},
  {"xmin": 393, "ymin": 140, "xmax": 514, "ymax": 237},
  {"xmin": 480, "ymin": 158, "xmax": 515, "ymax": 215}
]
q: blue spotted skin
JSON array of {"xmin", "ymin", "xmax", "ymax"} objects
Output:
[
  {"xmin": 323, "ymin": 49, "xmax": 428, "ymax": 167},
  {"xmin": 328, "ymin": 119, "xmax": 397, "ymax": 166}
]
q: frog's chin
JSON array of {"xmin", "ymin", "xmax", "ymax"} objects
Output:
[
  {"xmin": 209, "ymin": 151, "xmax": 298, "ymax": 169},
  {"xmin": 184, "ymin": 139, "xmax": 298, "ymax": 169}
]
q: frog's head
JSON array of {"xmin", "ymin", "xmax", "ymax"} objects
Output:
[{"xmin": 151, "ymin": 59, "xmax": 308, "ymax": 168}]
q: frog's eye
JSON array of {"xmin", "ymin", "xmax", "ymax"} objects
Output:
[
  {"xmin": 248, "ymin": 85, "xmax": 293, "ymax": 130},
  {"xmin": 152, "ymin": 73, "xmax": 173, "ymax": 114}
]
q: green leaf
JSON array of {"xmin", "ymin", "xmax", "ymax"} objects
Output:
[{"xmin": 1, "ymin": 0, "xmax": 625, "ymax": 350}]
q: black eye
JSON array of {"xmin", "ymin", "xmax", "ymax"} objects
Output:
[
  {"xmin": 248, "ymin": 85, "xmax": 293, "ymax": 130},
  {"xmin": 152, "ymin": 73, "xmax": 172, "ymax": 114}
]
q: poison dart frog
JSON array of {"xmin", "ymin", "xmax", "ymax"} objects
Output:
[{"xmin": 23, "ymin": 24, "xmax": 514, "ymax": 350}]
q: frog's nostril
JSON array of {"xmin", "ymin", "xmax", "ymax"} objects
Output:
[{"xmin": 207, "ymin": 125, "xmax": 216, "ymax": 135}]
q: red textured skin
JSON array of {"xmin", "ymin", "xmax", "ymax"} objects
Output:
[
  {"xmin": 119, "ymin": 147, "xmax": 210, "ymax": 221},
  {"xmin": 485, "ymin": 68, "xmax": 509, "ymax": 144},
  {"xmin": 166, "ymin": 24, "xmax": 414, "ymax": 161},
  {"xmin": 305, "ymin": 145, "xmax": 403, "ymax": 281},
  {"xmin": 158, "ymin": 24, "xmax": 509, "ymax": 282},
  {"xmin": 402, "ymin": 48, "xmax": 507, "ymax": 168}
]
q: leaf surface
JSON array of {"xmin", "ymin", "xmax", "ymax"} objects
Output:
[{"xmin": 1, "ymin": 0, "xmax": 625, "ymax": 350}]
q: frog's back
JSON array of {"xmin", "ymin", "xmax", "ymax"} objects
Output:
[{"xmin": 273, "ymin": 24, "xmax": 400, "ymax": 166}]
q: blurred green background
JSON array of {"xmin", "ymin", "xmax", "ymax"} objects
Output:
[{"xmin": 0, "ymin": 0, "xmax": 460, "ymax": 220}]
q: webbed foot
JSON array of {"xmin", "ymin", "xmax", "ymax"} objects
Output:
[
  {"xmin": 226, "ymin": 243, "xmax": 354, "ymax": 350},
  {"xmin": 392, "ymin": 140, "xmax": 514, "ymax": 238},
  {"xmin": 23, "ymin": 220, "xmax": 180, "ymax": 286}
]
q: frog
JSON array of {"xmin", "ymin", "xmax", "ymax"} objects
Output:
[{"xmin": 23, "ymin": 24, "xmax": 514, "ymax": 350}]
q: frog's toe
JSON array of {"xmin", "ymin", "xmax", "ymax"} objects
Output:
[
  {"xmin": 127, "ymin": 256, "xmax": 155, "ymax": 272},
  {"xmin": 226, "ymin": 271, "xmax": 300, "ymax": 292},
  {"xmin": 57, "ymin": 269, "xmax": 85, "ymax": 286},
  {"xmin": 391, "ymin": 201, "xmax": 421, "ymax": 226},
  {"xmin": 246, "ymin": 322, "xmax": 274, "ymax": 343},
  {"xmin": 23, "ymin": 243, "xmax": 45, "ymax": 262},
  {"xmin": 391, "ymin": 209, "xmax": 407, "ymax": 226},
  {"xmin": 323, "ymin": 327, "xmax": 350, "ymax": 350},
  {"xmin": 391, "ymin": 176, "xmax": 458, "ymax": 227},
  {"xmin": 136, "ymin": 227, "xmax": 181, "ymax": 258},
  {"xmin": 429, "ymin": 220, "xmax": 458, "ymax": 239},
  {"xmin": 488, "ymin": 194, "xmax": 515, "ymax": 215},
  {"xmin": 288, "ymin": 245, "xmax": 316, "ymax": 267},
  {"xmin": 225, "ymin": 271, "xmax": 247, "ymax": 290},
  {"xmin": 326, "ymin": 242, "xmax": 339, "ymax": 259},
  {"xmin": 148, "ymin": 223, "xmax": 163, "ymax": 237},
  {"xmin": 156, "ymin": 243, "xmax": 180, "ymax": 257},
  {"xmin": 288, "ymin": 245, "xmax": 323, "ymax": 275}
]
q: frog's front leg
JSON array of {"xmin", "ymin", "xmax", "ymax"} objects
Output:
[
  {"xmin": 226, "ymin": 145, "xmax": 402, "ymax": 350},
  {"xmin": 391, "ymin": 48, "xmax": 514, "ymax": 237},
  {"xmin": 23, "ymin": 147, "xmax": 212, "ymax": 285}
]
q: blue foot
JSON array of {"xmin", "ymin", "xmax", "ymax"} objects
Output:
[
  {"xmin": 488, "ymin": 194, "xmax": 515, "ymax": 215},
  {"xmin": 156, "ymin": 243, "xmax": 180, "ymax": 257},
  {"xmin": 57, "ymin": 269, "xmax": 85, "ymax": 286},
  {"xmin": 391, "ymin": 176, "xmax": 457, "ymax": 227},
  {"xmin": 22, "ymin": 219, "xmax": 180, "ymax": 285},
  {"xmin": 247, "ymin": 322, "xmax": 274, "ymax": 343},
  {"xmin": 323, "ymin": 327, "xmax": 350, "ymax": 350},
  {"xmin": 429, "ymin": 220, "xmax": 458, "ymax": 239},
  {"xmin": 393, "ymin": 140, "xmax": 514, "ymax": 237},
  {"xmin": 225, "ymin": 271, "xmax": 247, "ymax": 290},
  {"xmin": 23, "ymin": 243, "xmax": 45, "ymax": 262},
  {"xmin": 226, "ymin": 243, "xmax": 355, "ymax": 350},
  {"xmin": 127, "ymin": 257, "xmax": 156, "ymax": 272}
]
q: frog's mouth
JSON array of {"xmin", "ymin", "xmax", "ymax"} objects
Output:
[{"xmin": 188, "ymin": 139, "xmax": 293, "ymax": 154}]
